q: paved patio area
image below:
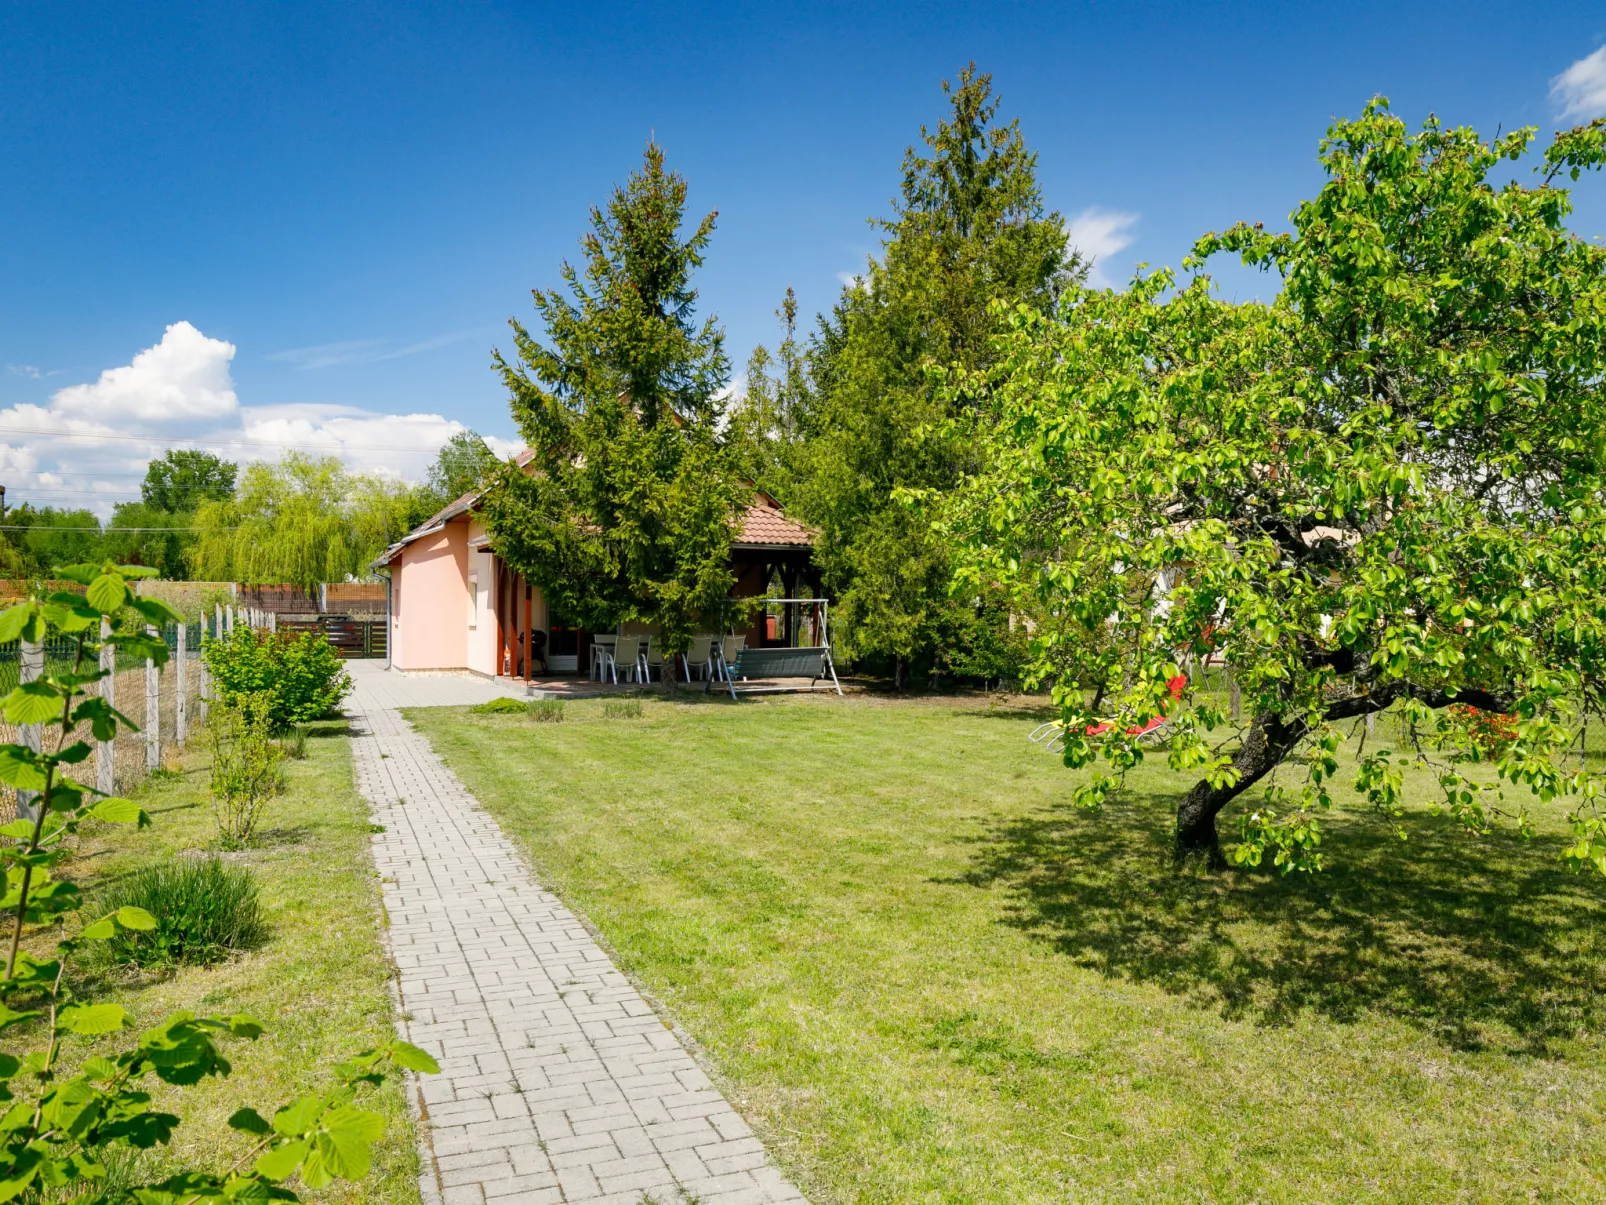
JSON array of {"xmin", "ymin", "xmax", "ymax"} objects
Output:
[{"xmin": 347, "ymin": 662, "xmax": 808, "ymax": 1205}]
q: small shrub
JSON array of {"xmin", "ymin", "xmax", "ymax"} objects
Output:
[
  {"xmin": 279, "ymin": 723, "xmax": 310, "ymax": 760},
  {"xmin": 603, "ymin": 699, "xmax": 643, "ymax": 719},
  {"xmin": 472, "ymin": 696, "xmax": 530, "ymax": 715},
  {"xmin": 204, "ymin": 625, "xmax": 352, "ymax": 727},
  {"xmin": 530, "ymin": 699, "xmax": 565, "ymax": 723},
  {"xmin": 95, "ymin": 857, "xmax": 267, "ymax": 968},
  {"xmin": 209, "ymin": 695, "xmax": 283, "ymax": 849}
]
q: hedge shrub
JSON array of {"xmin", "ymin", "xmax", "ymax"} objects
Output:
[{"xmin": 203, "ymin": 625, "xmax": 352, "ymax": 726}]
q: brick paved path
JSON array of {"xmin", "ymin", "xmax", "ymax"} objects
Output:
[{"xmin": 347, "ymin": 663, "xmax": 808, "ymax": 1205}]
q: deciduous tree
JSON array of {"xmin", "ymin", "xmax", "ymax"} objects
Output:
[{"xmin": 947, "ymin": 103, "xmax": 1606, "ymax": 872}]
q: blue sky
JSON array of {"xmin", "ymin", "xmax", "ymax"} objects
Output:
[{"xmin": 2, "ymin": 1, "xmax": 1605, "ymax": 512}]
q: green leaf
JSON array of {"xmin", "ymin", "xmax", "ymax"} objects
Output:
[
  {"xmin": 253, "ymin": 1140, "xmax": 309, "ymax": 1182},
  {"xmin": 51, "ymin": 564, "xmax": 99, "ymax": 586},
  {"xmin": 390, "ymin": 1041, "xmax": 440, "ymax": 1075},
  {"xmin": 271, "ymin": 1094, "xmax": 324, "ymax": 1137},
  {"xmin": 0, "ymin": 749, "xmax": 44, "ymax": 792},
  {"xmin": 0, "ymin": 605, "xmax": 34, "ymax": 645},
  {"xmin": 78, "ymin": 917, "xmax": 116, "ymax": 941},
  {"xmin": 55, "ymin": 741, "xmax": 93, "ymax": 765},
  {"xmin": 3, "ymin": 682, "xmax": 63, "ymax": 726},
  {"xmin": 57, "ymin": 1003, "xmax": 127, "ymax": 1035},
  {"xmin": 228, "ymin": 1107, "xmax": 272, "ymax": 1135},
  {"xmin": 0, "ymin": 1054, "xmax": 18, "ymax": 1079},
  {"xmin": 117, "ymin": 905, "xmax": 158, "ymax": 931},
  {"xmin": 89, "ymin": 797, "xmax": 150, "ymax": 827},
  {"xmin": 85, "ymin": 572, "xmax": 128, "ymax": 614},
  {"xmin": 0, "ymin": 1146, "xmax": 42, "ymax": 1202},
  {"xmin": 227, "ymin": 1014, "xmax": 265, "ymax": 1039},
  {"xmin": 0, "ymin": 1004, "xmax": 42, "ymax": 1032},
  {"xmin": 129, "ymin": 595, "xmax": 183, "ymax": 625}
]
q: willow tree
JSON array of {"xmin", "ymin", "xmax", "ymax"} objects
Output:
[
  {"xmin": 481, "ymin": 143, "xmax": 742, "ymax": 665},
  {"xmin": 947, "ymin": 103, "xmax": 1606, "ymax": 872},
  {"xmin": 190, "ymin": 454, "xmax": 414, "ymax": 592}
]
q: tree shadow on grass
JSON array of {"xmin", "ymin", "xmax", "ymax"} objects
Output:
[{"xmin": 958, "ymin": 794, "xmax": 1606, "ymax": 1054}]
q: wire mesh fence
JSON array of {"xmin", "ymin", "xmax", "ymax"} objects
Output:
[{"xmin": 0, "ymin": 620, "xmax": 210, "ymax": 820}]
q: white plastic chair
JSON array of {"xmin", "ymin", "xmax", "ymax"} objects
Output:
[{"xmin": 606, "ymin": 635, "xmax": 645, "ymax": 684}]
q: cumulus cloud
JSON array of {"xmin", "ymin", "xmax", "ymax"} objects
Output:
[
  {"xmin": 0, "ymin": 322, "xmax": 495, "ymax": 518},
  {"xmin": 50, "ymin": 321, "xmax": 239, "ymax": 424},
  {"xmin": 1552, "ymin": 45, "xmax": 1606, "ymax": 121},
  {"xmin": 1067, "ymin": 207, "xmax": 1139, "ymax": 287}
]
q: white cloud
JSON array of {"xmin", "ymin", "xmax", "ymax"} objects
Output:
[
  {"xmin": 482, "ymin": 435, "xmax": 526, "ymax": 462},
  {"xmin": 49, "ymin": 321, "xmax": 239, "ymax": 424},
  {"xmin": 1067, "ymin": 207, "xmax": 1139, "ymax": 287},
  {"xmin": 7, "ymin": 364, "xmax": 42, "ymax": 379},
  {"xmin": 1552, "ymin": 45, "xmax": 1606, "ymax": 121},
  {"xmin": 0, "ymin": 322, "xmax": 504, "ymax": 519}
]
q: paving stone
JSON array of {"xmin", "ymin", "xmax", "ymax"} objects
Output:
[{"xmin": 345, "ymin": 663, "xmax": 807, "ymax": 1204}]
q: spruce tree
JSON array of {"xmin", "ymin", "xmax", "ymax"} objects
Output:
[
  {"xmin": 793, "ymin": 65, "xmax": 1076, "ymax": 685},
  {"xmin": 482, "ymin": 144, "xmax": 741, "ymax": 666}
]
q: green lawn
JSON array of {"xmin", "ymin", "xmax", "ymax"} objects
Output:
[
  {"xmin": 11, "ymin": 722, "xmax": 422, "ymax": 1204},
  {"xmin": 409, "ymin": 693, "xmax": 1606, "ymax": 1205}
]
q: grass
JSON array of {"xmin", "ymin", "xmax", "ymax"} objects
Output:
[
  {"xmin": 4, "ymin": 720, "xmax": 421, "ymax": 1203},
  {"xmin": 407, "ymin": 692, "xmax": 1606, "ymax": 1205}
]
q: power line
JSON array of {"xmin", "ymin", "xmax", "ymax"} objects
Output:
[
  {"xmin": 0, "ymin": 427, "xmax": 459, "ymax": 453},
  {"xmin": 0, "ymin": 525, "xmax": 221, "ymax": 533}
]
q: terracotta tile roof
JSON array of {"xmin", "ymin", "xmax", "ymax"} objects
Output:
[
  {"xmin": 373, "ymin": 464, "xmax": 812, "ymax": 569},
  {"xmin": 735, "ymin": 502, "xmax": 814, "ymax": 548}
]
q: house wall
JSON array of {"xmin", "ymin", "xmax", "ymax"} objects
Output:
[{"xmin": 392, "ymin": 523, "xmax": 470, "ymax": 670}]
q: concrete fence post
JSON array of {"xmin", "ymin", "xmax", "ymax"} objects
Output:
[
  {"xmin": 176, "ymin": 621, "xmax": 188, "ymax": 746},
  {"xmin": 98, "ymin": 618, "xmax": 115, "ymax": 797},
  {"xmin": 226, "ymin": 605, "xmax": 235, "ymax": 634},
  {"xmin": 145, "ymin": 626, "xmax": 160, "ymax": 772},
  {"xmin": 16, "ymin": 637, "xmax": 44, "ymax": 821}
]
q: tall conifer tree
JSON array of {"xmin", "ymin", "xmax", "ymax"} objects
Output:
[
  {"xmin": 482, "ymin": 144, "xmax": 741, "ymax": 664},
  {"xmin": 794, "ymin": 66, "xmax": 1077, "ymax": 685}
]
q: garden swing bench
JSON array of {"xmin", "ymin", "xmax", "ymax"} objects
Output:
[{"xmin": 706, "ymin": 598, "xmax": 843, "ymax": 700}]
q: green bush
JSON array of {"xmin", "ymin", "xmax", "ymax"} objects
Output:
[
  {"xmin": 471, "ymin": 696, "xmax": 529, "ymax": 715},
  {"xmin": 210, "ymin": 695, "xmax": 284, "ymax": 848},
  {"xmin": 203, "ymin": 625, "xmax": 352, "ymax": 726},
  {"xmin": 95, "ymin": 857, "xmax": 268, "ymax": 968}
]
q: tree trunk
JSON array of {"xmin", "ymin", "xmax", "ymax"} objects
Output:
[{"xmin": 1174, "ymin": 707, "xmax": 1305, "ymax": 865}]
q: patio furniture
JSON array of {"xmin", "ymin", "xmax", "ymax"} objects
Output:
[
  {"xmin": 590, "ymin": 634, "xmax": 617, "ymax": 681},
  {"xmin": 605, "ymin": 635, "xmax": 647, "ymax": 684},
  {"xmin": 644, "ymin": 637, "xmax": 666, "ymax": 683},
  {"xmin": 709, "ymin": 645, "xmax": 842, "ymax": 699},
  {"xmin": 682, "ymin": 634, "xmax": 715, "ymax": 681}
]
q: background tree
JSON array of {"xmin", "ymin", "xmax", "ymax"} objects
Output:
[
  {"xmin": 947, "ymin": 103, "xmax": 1606, "ymax": 872},
  {"xmin": 793, "ymin": 65, "xmax": 1075, "ymax": 686},
  {"xmin": 481, "ymin": 142, "xmax": 742, "ymax": 665},
  {"xmin": 191, "ymin": 454, "xmax": 414, "ymax": 591},
  {"xmin": 726, "ymin": 287, "xmax": 812, "ymax": 494},
  {"xmin": 141, "ymin": 448, "xmax": 237, "ymax": 512},
  {"xmin": 409, "ymin": 430, "xmax": 504, "ymax": 524}
]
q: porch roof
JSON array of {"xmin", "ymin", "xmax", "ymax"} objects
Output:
[{"xmin": 371, "ymin": 455, "xmax": 813, "ymax": 570}]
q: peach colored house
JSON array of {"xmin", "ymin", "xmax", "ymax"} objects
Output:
[{"xmin": 372, "ymin": 465, "xmax": 819, "ymax": 679}]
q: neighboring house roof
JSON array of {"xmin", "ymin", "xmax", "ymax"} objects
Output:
[{"xmin": 372, "ymin": 461, "xmax": 813, "ymax": 569}]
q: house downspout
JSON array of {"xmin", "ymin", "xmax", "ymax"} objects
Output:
[{"xmin": 382, "ymin": 566, "xmax": 394, "ymax": 671}]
